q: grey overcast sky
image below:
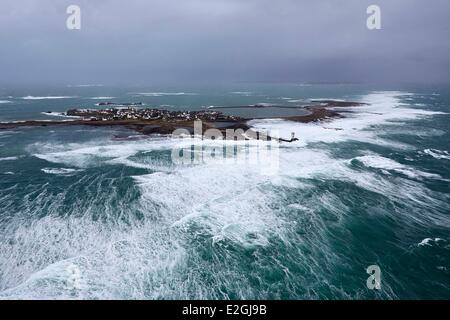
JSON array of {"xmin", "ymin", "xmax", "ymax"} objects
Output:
[{"xmin": 0, "ymin": 0, "xmax": 449, "ymax": 85}]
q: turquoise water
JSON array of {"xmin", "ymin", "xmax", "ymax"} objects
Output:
[{"xmin": 0, "ymin": 84, "xmax": 449, "ymax": 299}]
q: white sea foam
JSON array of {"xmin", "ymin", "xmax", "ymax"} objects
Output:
[
  {"xmin": 0, "ymin": 100, "xmax": 11, "ymax": 104},
  {"xmin": 41, "ymin": 168, "xmax": 84, "ymax": 175},
  {"xmin": 0, "ymin": 156, "xmax": 19, "ymax": 161},
  {"xmin": 250, "ymin": 91, "xmax": 446, "ymax": 148},
  {"xmin": 0, "ymin": 147, "xmax": 285, "ymax": 298},
  {"xmin": 352, "ymin": 155, "xmax": 441, "ymax": 180},
  {"xmin": 422, "ymin": 149, "xmax": 450, "ymax": 160},
  {"xmin": 230, "ymin": 92, "xmax": 253, "ymax": 96},
  {"xmin": 1, "ymin": 90, "xmax": 448, "ymax": 299},
  {"xmin": 418, "ymin": 238, "xmax": 445, "ymax": 247},
  {"xmin": 41, "ymin": 112, "xmax": 80, "ymax": 119},
  {"xmin": 22, "ymin": 96, "xmax": 76, "ymax": 100},
  {"xmin": 204, "ymin": 105, "xmax": 224, "ymax": 109},
  {"xmin": 134, "ymin": 160, "xmax": 283, "ymax": 248},
  {"xmin": 89, "ymin": 97, "xmax": 116, "ymax": 100},
  {"xmin": 287, "ymin": 203, "xmax": 312, "ymax": 211},
  {"xmin": 31, "ymin": 138, "xmax": 176, "ymax": 168},
  {"xmin": 0, "ymin": 213, "xmax": 188, "ymax": 299}
]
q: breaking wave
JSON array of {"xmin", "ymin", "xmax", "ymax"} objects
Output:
[
  {"xmin": 89, "ymin": 97, "xmax": 116, "ymax": 100},
  {"xmin": 41, "ymin": 168, "xmax": 85, "ymax": 176},
  {"xmin": 22, "ymin": 96, "xmax": 77, "ymax": 100},
  {"xmin": 418, "ymin": 238, "xmax": 445, "ymax": 247},
  {"xmin": 352, "ymin": 155, "xmax": 442, "ymax": 180},
  {"xmin": 41, "ymin": 112, "xmax": 80, "ymax": 119},
  {"xmin": 422, "ymin": 149, "xmax": 450, "ymax": 160}
]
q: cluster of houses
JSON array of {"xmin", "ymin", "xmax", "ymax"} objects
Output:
[{"xmin": 66, "ymin": 106, "xmax": 241, "ymax": 122}]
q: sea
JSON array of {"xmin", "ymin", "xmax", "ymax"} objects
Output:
[{"xmin": 0, "ymin": 83, "xmax": 448, "ymax": 299}]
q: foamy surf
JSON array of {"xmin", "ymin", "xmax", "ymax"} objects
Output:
[
  {"xmin": 0, "ymin": 157, "xmax": 19, "ymax": 161},
  {"xmin": 249, "ymin": 91, "xmax": 446, "ymax": 147},
  {"xmin": 418, "ymin": 238, "xmax": 445, "ymax": 247},
  {"xmin": 0, "ymin": 90, "xmax": 448, "ymax": 300},
  {"xmin": 41, "ymin": 168, "xmax": 84, "ymax": 175},
  {"xmin": 230, "ymin": 92, "xmax": 253, "ymax": 96},
  {"xmin": 41, "ymin": 112, "xmax": 81, "ymax": 119},
  {"xmin": 21, "ymin": 96, "xmax": 77, "ymax": 100},
  {"xmin": 352, "ymin": 155, "xmax": 442, "ymax": 180},
  {"xmin": 89, "ymin": 97, "xmax": 116, "ymax": 100},
  {"xmin": 422, "ymin": 149, "xmax": 450, "ymax": 160}
]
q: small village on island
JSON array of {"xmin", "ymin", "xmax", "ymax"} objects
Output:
[
  {"xmin": 0, "ymin": 100, "xmax": 366, "ymax": 142},
  {"xmin": 65, "ymin": 104, "xmax": 242, "ymax": 122}
]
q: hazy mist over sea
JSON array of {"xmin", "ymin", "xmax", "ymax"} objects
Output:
[{"xmin": 1, "ymin": 0, "xmax": 450, "ymax": 85}]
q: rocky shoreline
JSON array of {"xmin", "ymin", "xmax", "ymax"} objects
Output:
[{"xmin": 0, "ymin": 100, "xmax": 367, "ymax": 141}]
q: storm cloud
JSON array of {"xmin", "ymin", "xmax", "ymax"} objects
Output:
[{"xmin": 0, "ymin": 0, "xmax": 449, "ymax": 85}]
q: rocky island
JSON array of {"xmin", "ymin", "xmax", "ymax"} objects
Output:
[{"xmin": 0, "ymin": 100, "xmax": 367, "ymax": 141}]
